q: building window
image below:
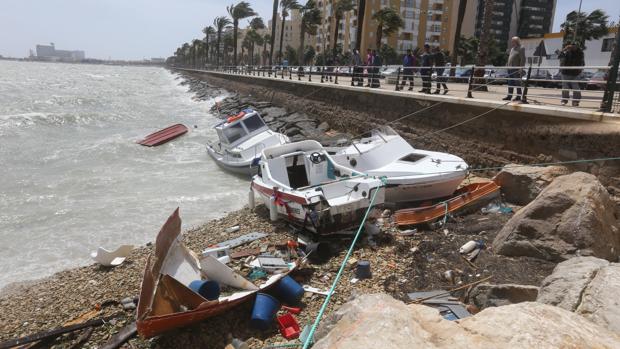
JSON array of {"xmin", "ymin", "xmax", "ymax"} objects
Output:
[{"xmin": 602, "ymin": 38, "xmax": 614, "ymax": 52}]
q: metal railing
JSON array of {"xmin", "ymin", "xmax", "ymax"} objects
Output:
[{"xmin": 177, "ymin": 63, "xmax": 620, "ymax": 114}]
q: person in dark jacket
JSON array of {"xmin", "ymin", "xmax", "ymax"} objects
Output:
[
  {"xmin": 419, "ymin": 44, "xmax": 433, "ymax": 93},
  {"xmin": 351, "ymin": 49, "xmax": 363, "ymax": 86},
  {"xmin": 433, "ymin": 47, "xmax": 448, "ymax": 94},
  {"xmin": 558, "ymin": 41, "xmax": 585, "ymax": 106},
  {"xmin": 365, "ymin": 49, "xmax": 374, "ymax": 87},
  {"xmin": 371, "ymin": 49, "xmax": 381, "ymax": 88},
  {"xmin": 402, "ymin": 49, "xmax": 416, "ymax": 90}
]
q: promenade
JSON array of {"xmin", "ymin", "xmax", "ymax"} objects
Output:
[{"xmin": 182, "ymin": 67, "xmax": 620, "ymax": 123}]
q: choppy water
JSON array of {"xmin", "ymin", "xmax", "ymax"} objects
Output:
[{"xmin": 0, "ymin": 61, "xmax": 248, "ymax": 289}]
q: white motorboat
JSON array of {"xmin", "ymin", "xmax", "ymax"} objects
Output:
[
  {"xmin": 328, "ymin": 126, "xmax": 468, "ymax": 203},
  {"xmin": 250, "ymin": 140, "xmax": 385, "ymax": 235},
  {"xmin": 206, "ymin": 109, "xmax": 289, "ymax": 175}
]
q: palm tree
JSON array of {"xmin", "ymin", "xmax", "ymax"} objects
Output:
[
  {"xmin": 245, "ymin": 29, "xmax": 263, "ymax": 66},
  {"xmin": 451, "ymin": 0, "xmax": 468, "ymax": 70},
  {"xmin": 332, "ymin": 0, "xmax": 355, "ymax": 56},
  {"xmin": 278, "ymin": 0, "xmax": 301, "ymax": 64},
  {"xmin": 202, "ymin": 26, "xmax": 216, "ymax": 65},
  {"xmin": 181, "ymin": 43, "xmax": 190, "ymax": 67},
  {"xmin": 270, "ymin": 0, "xmax": 279, "ymax": 65},
  {"xmin": 371, "ymin": 7, "xmax": 404, "ymax": 51},
  {"xmin": 476, "ymin": 0, "xmax": 493, "ymax": 67},
  {"xmin": 191, "ymin": 39, "xmax": 203, "ymax": 68},
  {"xmin": 227, "ymin": 1, "xmax": 257, "ymax": 66},
  {"xmin": 250, "ymin": 17, "xmax": 265, "ymax": 31},
  {"xmin": 298, "ymin": 0, "xmax": 321, "ymax": 64},
  {"xmin": 263, "ymin": 33, "xmax": 272, "ymax": 65},
  {"xmin": 355, "ymin": 0, "xmax": 366, "ymax": 51},
  {"xmin": 223, "ymin": 33, "xmax": 235, "ymax": 65},
  {"xmin": 214, "ymin": 16, "xmax": 232, "ymax": 66},
  {"xmin": 561, "ymin": 9, "xmax": 609, "ymax": 48}
]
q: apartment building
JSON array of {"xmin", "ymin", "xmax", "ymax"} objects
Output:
[
  {"xmin": 312, "ymin": 0, "xmax": 458, "ymax": 56},
  {"xmin": 472, "ymin": 0, "xmax": 556, "ymax": 51}
]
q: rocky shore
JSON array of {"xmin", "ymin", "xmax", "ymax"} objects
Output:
[{"xmin": 2, "ymin": 72, "xmax": 619, "ymax": 348}]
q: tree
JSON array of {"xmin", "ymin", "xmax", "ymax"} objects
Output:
[
  {"xmin": 191, "ymin": 39, "xmax": 203, "ymax": 68},
  {"xmin": 246, "ymin": 29, "xmax": 263, "ymax": 66},
  {"xmin": 227, "ymin": 1, "xmax": 257, "ymax": 66},
  {"xmin": 451, "ymin": 0, "xmax": 468, "ymax": 71},
  {"xmin": 202, "ymin": 26, "xmax": 216, "ymax": 65},
  {"xmin": 304, "ymin": 45, "xmax": 316, "ymax": 65},
  {"xmin": 263, "ymin": 33, "xmax": 271, "ymax": 65},
  {"xmin": 278, "ymin": 0, "xmax": 301, "ymax": 64},
  {"xmin": 270, "ymin": 0, "xmax": 279, "ymax": 66},
  {"xmin": 285, "ymin": 45, "xmax": 298, "ymax": 65},
  {"xmin": 214, "ymin": 16, "xmax": 232, "ymax": 66},
  {"xmin": 457, "ymin": 35, "xmax": 506, "ymax": 66},
  {"xmin": 332, "ymin": 0, "xmax": 355, "ymax": 56},
  {"xmin": 379, "ymin": 44, "xmax": 398, "ymax": 64},
  {"xmin": 298, "ymin": 0, "xmax": 321, "ymax": 64},
  {"xmin": 223, "ymin": 33, "xmax": 235, "ymax": 65},
  {"xmin": 561, "ymin": 9, "xmax": 609, "ymax": 48},
  {"xmin": 476, "ymin": 0, "xmax": 493, "ymax": 67},
  {"xmin": 372, "ymin": 7, "xmax": 404, "ymax": 50},
  {"xmin": 355, "ymin": 0, "xmax": 366, "ymax": 50},
  {"xmin": 181, "ymin": 43, "xmax": 190, "ymax": 66}
]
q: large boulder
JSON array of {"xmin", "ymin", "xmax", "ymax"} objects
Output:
[
  {"xmin": 312, "ymin": 294, "xmax": 620, "ymax": 349},
  {"xmin": 495, "ymin": 164, "xmax": 569, "ymax": 205},
  {"xmin": 470, "ymin": 283, "xmax": 539, "ymax": 308},
  {"xmin": 538, "ymin": 257, "xmax": 620, "ymax": 333},
  {"xmin": 492, "ymin": 172, "xmax": 620, "ymax": 261}
]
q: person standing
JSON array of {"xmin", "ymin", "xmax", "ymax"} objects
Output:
[
  {"xmin": 419, "ymin": 44, "xmax": 432, "ymax": 94},
  {"xmin": 433, "ymin": 47, "xmax": 448, "ymax": 94},
  {"xmin": 558, "ymin": 41, "xmax": 585, "ymax": 106},
  {"xmin": 371, "ymin": 49, "xmax": 382, "ymax": 88},
  {"xmin": 365, "ymin": 49, "xmax": 374, "ymax": 87},
  {"xmin": 503, "ymin": 36, "xmax": 525, "ymax": 101},
  {"xmin": 351, "ymin": 49, "xmax": 363, "ymax": 86},
  {"xmin": 402, "ymin": 49, "xmax": 416, "ymax": 90}
]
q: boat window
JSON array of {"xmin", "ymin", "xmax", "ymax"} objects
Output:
[
  {"xmin": 400, "ymin": 154, "xmax": 426, "ymax": 163},
  {"xmin": 222, "ymin": 123, "xmax": 247, "ymax": 144},
  {"xmin": 242, "ymin": 114, "xmax": 266, "ymax": 134}
]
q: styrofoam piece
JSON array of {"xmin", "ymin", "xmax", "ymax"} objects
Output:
[
  {"xmin": 90, "ymin": 245, "xmax": 134, "ymax": 267},
  {"xmin": 199, "ymin": 255, "xmax": 258, "ymax": 291}
]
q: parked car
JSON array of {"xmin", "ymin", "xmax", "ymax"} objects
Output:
[
  {"xmin": 450, "ymin": 67, "xmax": 473, "ymax": 83},
  {"xmin": 485, "ymin": 69, "xmax": 510, "ymax": 85},
  {"xmin": 587, "ymin": 70, "xmax": 607, "ymax": 90},
  {"xmin": 528, "ymin": 69, "xmax": 553, "ymax": 87}
]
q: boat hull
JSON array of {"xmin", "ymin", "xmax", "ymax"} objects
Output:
[
  {"xmin": 206, "ymin": 144, "xmax": 258, "ymax": 176},
  {"xmin": 138, "ymin": 124, "xmax": 188, "ymax": 147},
  {"xmin": 383, "ymin": 172, "xmax": 467, "ymax": 203}
]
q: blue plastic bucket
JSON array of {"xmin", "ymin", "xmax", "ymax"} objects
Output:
[
  {"xmin": 273, "ymin": 275, "xmax": 305, "ymax": 305},
  {"xmin": 188, "ymin": 280, "xmax": 220, "ymax": 301},
  {"xmin": 251, "ymin": 293, "xmax": 280, "ymax": 330}
]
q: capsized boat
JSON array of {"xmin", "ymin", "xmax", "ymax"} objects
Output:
[
  {"xmin": 250, "ymin": 140, "xmax": 385, "ymax": 235},
  {"xmin": 328, "ymin": 126, "xmax": 468, "ymax": 203},
  {"xmin": 136, "ymin": 208, "xmax": 298, "ymax": 338},
  {"xmin": 206, "ymin": 109, "xmax": 289, "ymax": 175}
]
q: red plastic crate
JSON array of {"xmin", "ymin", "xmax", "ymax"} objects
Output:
[{"xmin": 276, "ymin": 313, "xmax": 301, "ymax": 340}]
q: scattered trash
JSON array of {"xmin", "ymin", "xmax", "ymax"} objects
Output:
[
  {"xmin": 257, "ymin": 256, "xmax": 289, "ymax": 272},
  {"xmin": 281, "ymin": 305, "xmax": 302, "ymax": 314},
  {"xmin": 120, "ymin": 297, "xmax": 136, "ymax": 310},
  {"xmin": 481, "ymin": 201, "xmax": 513, "ymax": 214},
  {"xmin": 226, "ymin": 225, "xmax": 240, "ymax": 233},
  {"xmin": 381, "ymin": 209, "xmax": 391, "ymax": 218},
  {"xmin": 356, "ymin": 261, "xmax": 372, "ymax": 279},
  {"xmin": 273, "ymin": 276, "xmax": 304, "ymax": 305},
  {"xmin": 230, "ymin": 248, "xmax": 261, "ymax": 259},
  {"xmin": 398, "ymin": 228, "xmax": 417, "ymax": 236},
  {"xmin": 251, "ymin": 293, "xmax": 280, "ymax": 330},
  {"xmin": 443, "ymin": 270, "xmax": 456, "ymax": 284},
  {"xmin": 277, "ymin": 313, "xmax": 301, "ymax": 339},
  {"xmin": 99, "ymin": 322, "xmax": 137, "ymax": 349},
  {"xmin": 459, "ymin": 241, "xmax": 478, "ymax": 254},
  {"xmin": 350, "ymin": 278, "xmax": 359, "ymax": 284},
  {"xmin": 407, "ymin": 290, "xmax": 471, "ymax": 320},
  {"xmin": 459, "ymin": 240, "xmax": 485, "ymax": 262},
  {"xmin": 210, "ymin": 231, "xmax": 268, "ymax": 250},
  {"xmin": 90, "ymin": 245, "xmax": 133, "ymax": 267},
  {"xmin": 188, "ymin": 280, "xmax": 221, "ymax": 301},
  {"xmin": 202, "ymin": 246, "xmax": 231, "ymax": 261},
  {"xmin": 302, "ymin": 285, "xmax": 330, "ymax": 296},
  {"xmin": 248, "ymin": 268, "xmax": 268, "ymax": 281}
]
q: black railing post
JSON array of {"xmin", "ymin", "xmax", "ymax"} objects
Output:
[
  {"xmin": 466, "ymin": 66, "xmax": 475, "ymax": 98},
  {"xmin": 600, "ymin": 29, "xmax": 620, "ymax": 112},
  {"xmin": 320, "ymin": 66, "xmax": 324, "ymax": 83},
  {"xmin": 309, "ymin": 66, "xmax": 313, "ymax": 82},
  {"xmin": 351, "ymin": 66, "xmax": 356, "ymax": 86},
  {"xmin": 289, "ymin": 67, "xmax": 293, "ymax": 80},
  {"xmin": 521, "ymin": 64, "xmax": 533, "ymax": 104},
  {"xmin": 335, "ymin": 67, "xmax": 339, "ymax": 84},
  {"xmin": 281, "ymin": 67, "xmax": 285, "ymax": 79},
  {"xmin": 395, "ymin": 67, "xmax": 401, "ymax": 91}
]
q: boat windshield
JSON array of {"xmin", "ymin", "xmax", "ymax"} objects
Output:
[
  {"xmin": 242, "ymin": 114, "xmax": 266, "ymax": 133},
  {"xmin": 222, "ymin": 122, "xmax": 247, "ymax": 144}
]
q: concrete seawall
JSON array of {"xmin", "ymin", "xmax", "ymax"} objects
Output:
[{"xmin": 181, "ymin": 69, "xmax": 620, "ymax": 187}]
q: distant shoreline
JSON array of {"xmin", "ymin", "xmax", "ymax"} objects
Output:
[{"xmin": 0, "ymin": 57, "xmax": 165, "ymax": 68}]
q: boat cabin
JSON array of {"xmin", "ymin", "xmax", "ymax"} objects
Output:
[
  {"xmin": 214, "ymin": 109, "xmax": 269, "ymax": 148},
  {"xmin": 261, "ymin": 140, "xmax": 357, "ymax": 190}
]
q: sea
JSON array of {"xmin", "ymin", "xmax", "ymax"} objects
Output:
[{"xmin": 0, "ymin": 60, "xmax": 249, "ymax": 290}]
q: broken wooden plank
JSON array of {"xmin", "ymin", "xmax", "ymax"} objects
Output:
[{"xmin": 99, "ymin": 322, "xmax": 137, "ymax": 349}]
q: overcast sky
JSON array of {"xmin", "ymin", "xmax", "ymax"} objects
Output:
[{"xmin": 0, "ymin": 0, "xmax": 617, "ymax": 60}]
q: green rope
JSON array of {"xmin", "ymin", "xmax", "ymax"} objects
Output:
[{"xmin": 301, "ymin": 180, "xmax": 385, "ymax": 349}]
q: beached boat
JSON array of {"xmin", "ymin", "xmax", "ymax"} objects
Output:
[
  {"xmin": 328, "ymin": 126, "xmax": 468, "ymax": 203},
  {"xmin": 138, "ymin": 124, "xmax": 188, "ymax": 147},
  {"xmin": 136, "ymin": 208, "xmax": 298, "ymax": 338},
  {"xmin": 250, "ymin": 140, "xmax": 385, "ymax": 235},
  {"xmin": 206, "ymin": 109, "xmax": 289, "ymax": 176}
]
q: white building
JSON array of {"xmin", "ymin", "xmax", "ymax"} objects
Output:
[{"xmin": 521, "ymin": 28, "xmax": 617, "ymax": 74}]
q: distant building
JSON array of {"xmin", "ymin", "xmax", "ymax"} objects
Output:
[
  {"xmin": 150, "ymin": 58, "xmax": 165, "ymax": 63},
  {"xmin": 35, "ymin": 43, "xmax": 85, "ymax": 62},
  {"xmin": 468, "ymin": 0, "xmax": 556, "ymax": 51}
]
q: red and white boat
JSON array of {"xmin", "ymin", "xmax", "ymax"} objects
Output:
[{"xmin": 250, "ymin": 140, "xmax": 385, "ymax": 235}]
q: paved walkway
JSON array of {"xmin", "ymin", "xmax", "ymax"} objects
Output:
[{"xmin": 182, "ymin": 68, "xmax": 620, "ymax": 122}]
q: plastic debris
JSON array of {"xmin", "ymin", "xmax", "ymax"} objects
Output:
[
  {"xmin": 276, "ymin": 313, "xmax": 301, "ymax": 339},
  {"xmin": 90, "ymin": 245, "xmax": 133, "ymax": 267}
]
